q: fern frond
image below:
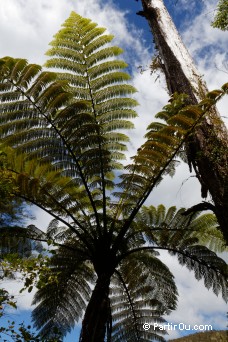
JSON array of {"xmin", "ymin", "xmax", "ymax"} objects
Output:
[
  {"xmin": 170, "ymin": 245, "xmax": 228, "ymax": 301},
  {"xmin": 114, "ymin": 85, "xmax": 227, "ymax": 221},
  {"xmin": 110, "ymin": 250, "xmax": 177, "ymax": 341},
  {"xmin": 32, "ymin": 245, "xmax": 95, "ymax": 338},
  {"xmin": 0, "ymin": 226, "xmax": 43, "ymax": 258},
  {"xmin": 0, "ymin": 11, "xmax": 138, "ymax": 247},
  {"xmin": 135, "ymin": 205, "xmax": 228, "ymax": 302},
  {"xmin": 40, "ymin": 11, "xmax": 139, "ymax": 228},
  {"xmin": 89, "ymin": 60, "xmax": 128, "ymax": 78}
]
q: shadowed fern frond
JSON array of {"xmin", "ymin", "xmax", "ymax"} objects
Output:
[
  {"xmin": 32, "ymin": 243, "xmax": 95, "ymax": 338},
  {"xmin": 110, "ymin": 250, "xmax": 177, "ymax": 342},
  {"xmin": 134, "ymin": 205, "xmax": 228, "ymax": 302}
]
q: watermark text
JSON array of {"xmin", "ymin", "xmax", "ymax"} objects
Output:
[{"xmin": 143, "ymin": 322, "xmax": 213, "ymax": 332}]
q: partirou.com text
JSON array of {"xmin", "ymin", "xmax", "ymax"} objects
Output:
[{"xmin": 143, "ymin": 322, "xmax": 213, "ymax": 332}]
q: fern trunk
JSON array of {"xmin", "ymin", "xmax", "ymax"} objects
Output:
[
  {"xmin": 79, "ymin": 274, "xmax": 111, "ymax": 342},
  {"xmin": 140, "ymin": 0, "xmax": 228, "ymax": 243}
]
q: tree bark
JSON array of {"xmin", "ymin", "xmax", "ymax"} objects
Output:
[
  {"xmin": 79, "ymin": 274, "xmax": 111, "ymax": 342},
  {"xmin": 140, "ymin": 0, "xmax": 228, "ymax": 244}
]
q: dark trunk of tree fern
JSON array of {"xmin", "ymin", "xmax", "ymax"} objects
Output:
[
  {"xmin": 79, "ymin": 274, "xmax": 111, "ymax": 342},
  {"xmin": 139, "ymin": 0, "xmax": 228, "ymax": 244}
]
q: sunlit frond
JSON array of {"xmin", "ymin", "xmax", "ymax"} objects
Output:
[{"xmin": 114, "ymin": 88, "xmax": 227, "ymax": 214}]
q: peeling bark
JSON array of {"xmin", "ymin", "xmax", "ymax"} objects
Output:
[{"xmin": 140, "ymin": 0, "xmax": 228, "ymax": 243}]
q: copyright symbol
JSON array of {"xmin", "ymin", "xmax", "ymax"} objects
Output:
[{"xmin": 143, "ymin": 323, "xmax": 150, "ymax": 330}]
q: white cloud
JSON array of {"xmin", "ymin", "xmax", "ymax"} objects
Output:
[
  {"xmin": 185, "ymin": 23, "xmax": 227, "ymax": 59},
  {"xmin": 126, "ymin": 69, "xmax": 169, "ymax": 157},
  {"xmin": 159, "ymin": 251, "xmax": 227, "ymax": 339},
  {"xmin": 146, "ymin": 162, "xmax": 202, "ymax": 208},
  {"xmin": 0, "ymin": 0, "xmax": 148, "ymax": 66},
  {"xmin": 181, "ymin": 1, "xmax": 227, "ymax": 70},
  {"xmin": 30, "ymin": 206, "xmax": 53, "ymax": 231},
  {"xmin": 1, "ymin": 278, "xmax": 35, "ymax": 311},
  {"xmin": 177, "ymin": 1, "xmax": 228, "ymax": 116}
]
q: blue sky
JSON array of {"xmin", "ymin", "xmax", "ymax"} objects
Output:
[{"xmin": 0, "ymin": 0, "xmax": 227, "ymax": 341}]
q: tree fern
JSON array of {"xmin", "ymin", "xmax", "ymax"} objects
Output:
[{"xmin": 0, "ymin": 12, "xmax": 227, "ymax": 342}]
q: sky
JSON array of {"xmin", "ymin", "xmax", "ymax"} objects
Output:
[{"xmin": 0, "ymin": 0, "xmax": 228, "ymax": 341}]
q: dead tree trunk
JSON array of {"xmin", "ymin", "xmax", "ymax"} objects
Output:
[{"xmin": 140, "ymin": 0, "xmax": 228, "ymax": 244}]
